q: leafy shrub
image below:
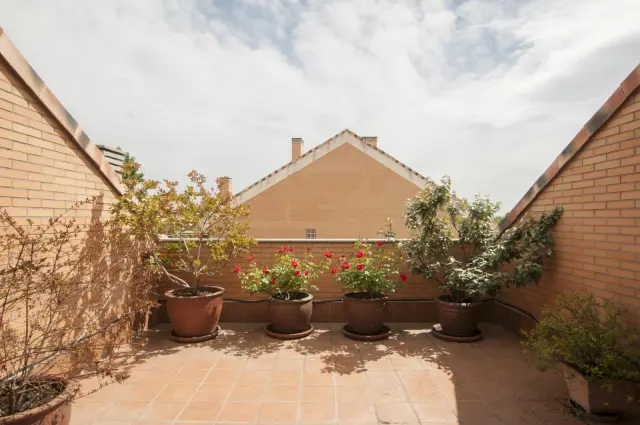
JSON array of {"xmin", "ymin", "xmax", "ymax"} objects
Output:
[
  {"xmin": 401, "ymin": 176, "xmax": 562, "ymax": 303},
  {"xmin": 334, "ymin": 240, "xmax": 405, "ymax": 297},
  {"xmin": 522, "ymin": 292, "xmax": 640, "ymax": 382},
  {"xmin": 237, "ymin": 246, "xmax": 331, "ymax": 300}
]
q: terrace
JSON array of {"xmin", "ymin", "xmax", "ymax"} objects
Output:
[{"xmin": 72, "ymin": 322, "xmax": 583, "ymax": 425}]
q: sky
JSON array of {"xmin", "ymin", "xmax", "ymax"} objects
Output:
[{"xmin": 1, "ymin": 0, "xmax": 639, "ymax": 212}]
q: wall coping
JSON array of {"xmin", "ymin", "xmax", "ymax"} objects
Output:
[
  {"xmin": 499, "ymin": 63, "xmax": 640, "ymax": 232},
  {"xmin": 0, "ymin": 27, "xmax": 124, "ymax": 195}
]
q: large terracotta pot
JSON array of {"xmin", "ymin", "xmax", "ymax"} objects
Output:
[
  {"xmin": 343, "ymin": 292, "xmax": 388, "ymax": 334},
  {"xmin": 563, "ymin": 363, "xmax": 639, "ymax": 416},
  {"xmin": 436, "ymin": 295, "xmax": 481, "ymax": 337},
  {"xmin": 165, "ymin": 286, "xmax": 224, "ymax": 337},
  {"xmin": 268, "ymin": 292, "xmax": 313, "ymax": 334},
  {"xmin": 1, "ymin": 377, "xmax": 73, "ymax": 425}
]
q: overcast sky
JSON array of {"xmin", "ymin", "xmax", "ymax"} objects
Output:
[{"xmin": 1, "ymin": 0, "xmax": 639, "ymax": 212}]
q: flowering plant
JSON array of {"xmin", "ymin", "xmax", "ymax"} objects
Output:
[
  {"xmin": 237, "ymin": 246, "xmax": 332, "ymax": 300},
  {"xmin": 334, "ymin": 240, "xmax": 405, "ymax": 298}
]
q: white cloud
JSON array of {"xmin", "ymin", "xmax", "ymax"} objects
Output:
[{"xmin": 1, "ymin": 0, "xmax": 638, "ymax": 212}]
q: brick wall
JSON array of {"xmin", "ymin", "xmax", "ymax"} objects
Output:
[
  {"xmin": 504, "ymin": 88, "xmax": 640, "ymax": 321},
  {"xmin": 244, "ymin": 143, "xmax": 422, "ymax": 238}
]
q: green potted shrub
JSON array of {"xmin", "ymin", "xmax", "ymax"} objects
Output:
[
  {"xmin": 523, "ymin": 292, "xmax": 640, "ymax": 420},
  {"xmin": 401, "ymin": 176, "xmax": 562, "ymax": 339},
  {"xmin": 237, "ymin": 246, "xmax": 330, "ymax": 338},
  {"xmin": 333, "ymin": 240, "xmax": 406, "ymax": 337},
  {"xmin": 111, "ymin": 163, "xmax": 254, "ymax": 342},
  {"xmin": 0, "ymin": 201, "xmax": 152, "ymax": 425}
]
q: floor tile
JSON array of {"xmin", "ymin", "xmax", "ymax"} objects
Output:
[
  {"xmin": 375, "ymin": 402, "xmax": 418, "ymax": 424},
  {"xmin": 177, "ymin": 401, "xmax": 223, "ymax": 421},
  {"xmin": 172, "ymin": 368, "xmax": 210, "ymax": 383},
  {"xmin": 99, "ymin": 400, "xmax": 149, "ymax": 421},
  {"xmin": 155, "ymin": 383, "xmax": 198, "ymax": 401},
  {"xmin": 191, "ymin": 383, "xmax": 233, "ymax": 401},
  {"xmin": 334, "ymin": 372, "xmax": 368, "ymax": 386},
  {"xmin": 337, "ymin": 402, "xmax": 377, "ymax": 423},
  {"xmin": 303, "ymin": 372, "xmax": 335, "ymax": 386},
  {"xmin": 370, "ymin": 384, "xmax": 408, "ymax": 403},
  {"xmin": 217, "ymin": 401, "xmax": 262, "ymax": 422},
  {"xmin": 137, "ymin": 401, "xmax": 184, "ymax": 421},
  {"xmin": 301, "ymin": 385, "xmax": 335, "ymax": 402},
  {"xmin": 336, "ymin": 385, "xmax": 372, "ymax": 403},
  {"xmin": 270, "ymin": 371, "xmax": 302, "ymax": 386},
  {"xmin": 299, "ymin": 402, "xmax": 336, "ymax": 423},
  {"xmin": 259, "ymin": 402, "xmax": 299, "ymax": 422},
  {"xmin": 204, "ymin": 368, "xmax": 241, "ymax": 384},
  {"xmin": 404, "ymin": 384, "xmax": 443, "ymax": 402},
  {"xmin": 228, "ymin": 385, "xmax": 266, "ymax": 401},
  {"xmin": 413, "ymin": 402, "xmax": 458, "ymax": 422},
  {"xmin": 264, "ymin": 385, "xmax": 301, "ymax": 401},
  {"xmin": 237, "ymin": 370, "xmax": 272, "ymax": 387}
]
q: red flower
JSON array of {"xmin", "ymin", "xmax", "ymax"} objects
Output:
[
  {"xmin": 355, "ymin": 251, "xmax": 364, "ymax": 258},
  {"xmin": 331, "ymin": 267, "xmax": 339, "ymax": 274},
  {"xmin": 270, "ymin": 277, "xmax": 276, "ymax": 284},
  {"xmin": 304, "ymin": 270, "xmax": 309, "ymax": 277},
  {"xmin": 279, "ymin": 246, "xmax": 294, "ymax": 253},
  {"xmin": 294, "ymin": 270, "xmax": 301, "ymax": 276},
  {"xmin": 340, "ymin": 254, "xmax": 346, "ymax": 259},
  {"xmin": 247, "ymin": 255, "xmax": 254, "ymax": 261},
  {"xmin": 306, "ymin": 247, "xmax": 311, "ymax": 251},
  {"xmin": 342, "ymin": 262, "xmax": 350, "ymax": 269},
  {"xmin": 323, "ymin": 251, "xmax": 333, "ymax": 258},
  {"xmin": 262, "ymin": 269, "xmax": 270, "ymax": 275},
  {"xmin": 356, "ymin": 264, "xmax": 364, "ymax": 271},
  {"xmin": 232, "ymin": 265, "xmax": 241, "ymax": 273},
  {"xmin": 400, "ymin": 273, "xmax": 408, "ymax": 282},
  {"xmin": 376, "ymin": 241, "xmax": 384, "ymax": 247},
  {"xmin": 291, "ymin": 260, "xmax": 298, "ymax": 268},
  {"xmin": 385, "ymin": 275, "xmax": 389, "ymax": 280}
]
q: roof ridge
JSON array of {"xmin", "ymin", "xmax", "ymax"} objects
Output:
[{"xmin": 499, "ymin": 62, "xmax": 640, "ymax": 232}]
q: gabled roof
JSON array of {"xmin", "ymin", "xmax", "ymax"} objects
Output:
[
  {"xmin": 234, "ymin": 129, "xmax": 431, "ymax": 203},
  {"xmin": 499, "ymin": 63, "xmax": 640, "ymax": 232},
  {"xmin": 0, "ymin": 28, "xmax": 124, "ymax": 195}
]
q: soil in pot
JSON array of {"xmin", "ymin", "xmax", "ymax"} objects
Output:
[
  {"xmin": 165, "ymin": 285, "xmax": 224, "ymax": 338},
  {"xmin": 268, "ymin": 292, "xmax": 313, "ymax": 335},
  {"xmin": 0, "ymin": 377, "xmax": 73, "ymax": 425},
  {"xmin": 436, "ymin": 295, "xmax": 481, "ymax": 337},
  {"xmin": 343, "ymin": 292, "xmax": 388, "ymax": 335}
]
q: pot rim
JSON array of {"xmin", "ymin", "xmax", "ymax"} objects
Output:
[
  {"xmin": 0, "ymin": 375, "xmax": 75, "ymax": 423},
  {"xmin": 269, "ymin": 292, "xmax": 313, "ymax": 303},
  {"xmin": 437, "ymin": 294, "xmax": 481, "ymax": 307},
  {"xmin": 343, "ymin": 292, "xmax": 388, "ymax": 301},
  {"xmin": 165, "ymin": 286, "xmax": 225, "ymax": 299}
]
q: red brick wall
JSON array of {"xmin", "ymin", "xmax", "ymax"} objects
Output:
[{"xmin": 504, "ymin": 88, "xmax": 640, "ymax": 321}]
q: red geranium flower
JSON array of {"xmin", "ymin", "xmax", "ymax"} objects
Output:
[
  {"xmin": 340, "ymin": 254, "xmax": 345, "ymax": 259},
  {"xmin": 270, "ymin": 277, "xmax": 276, "ymax": 284},
  {"xmin": 323, "ymin": 251, "xmax": 333, "ymax": 258},
  {"xmin": 232, "ymin": 265, "xmax": 241, "ymax": 273},
  {"xmin": 306, "ymin": 247, "xmax": 311, "ymax": 251},
  {"xmin": 356, "ymin": 264, "xmax": 364, "ymax": 271},
  {"xmin": 247, "ymin": 255, "xmax": 254, "ymax": 261},
  {"xmin": 291, "ymin": 260, "xmax": 298, "ymax": 268},
  {"xmin": 355, "ymin": 251, "xmax": 364, "ymax": 258},
  {"xmin": 294, "ymin": 270, "xmax": 301, "ymax": 276},
  {"xmin": 342, "ymin": 262, "xmax": 350, "ymax": 269},
  {"xmin": 279, "ymin": 246, "xmax": 294, "ymax": 253},
  {"xmin": 304, "ymin": 270, "xmax": 309, "ymax": 277},
  {"xmin": 331, "ymin": 267, "xmax": 339, "ymax": 274},
  {"xmin": 262, "ymin": 269, "xmax": 270, "ymax": 275},
  {"xmin": 385, "ymin": 275, "xmax": 389, "ymax": 280},
  {"xmin": 376, "ymin": 241, "xmax": 384, "ymax": 247},
  {"xmin": 400, "ymin": 273, "xmax": 408, "ymax": 282}
]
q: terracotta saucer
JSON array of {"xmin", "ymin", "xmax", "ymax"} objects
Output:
[
  {"xmin": 265, "ymin": 324, "xmax": 313, "ymax": 340},
  {"xmin": 342, "ymin": 324, "xmax": 392, "ymax": 341},
  {"xmin": 431, "ymin": 324, "xmax": 482, "ymax": 343},
  {"xmin": 169, "ymin": 325, "xmax": 220, "ymax": 343}
]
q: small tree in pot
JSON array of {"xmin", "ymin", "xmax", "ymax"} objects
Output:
[
  {"xmin": 523, "ymin": 292, "xmax": 640, "ymax": 420},
  {"xmin": 111, "ymin": 162, "xmax": 254, "ymax": 341},
  {"xmin": 401, "ymin": 176, "xmax": 562, "ymax": 338},
  {"xmin": 0, "ymin": 201, "xmax": 152, "ymax": 424},
  {"xmin": 237, "ymin": 246, "xmax": 331, "ymax": 338},
  {"xmin": 334, "ymin": 240, "xmax": 406, "ymax": 336}
]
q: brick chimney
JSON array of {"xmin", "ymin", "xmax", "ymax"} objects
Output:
[
  {"xmin": 292, "ymin": 138, "xmax": 304, "ymax": 161},
  {"xmin": 218, "ymin": 176, "xmax": 232, "ymax": 195},
  {"xmin": 363, "ymin": 136, "xmax": 377, "ymax": 147}
]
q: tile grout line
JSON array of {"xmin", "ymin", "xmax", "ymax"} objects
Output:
[{"xmin": 168, "ymin": 354, "xmax": 218, "ymax": 424}]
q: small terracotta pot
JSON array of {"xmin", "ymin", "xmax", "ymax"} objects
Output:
[
  {"xmin": 563, "ymin": 363, "xmax": 638, "ymax": 417},
  {"xmin": 268, "ymin": 292, "xmax": 313, "ymax": 334},
  {"xmin": 343, "ymin": 292, "xmax": 388, "ymax": 334},
  {"xmin": 1, "ymin": 376, "xmax": 74, "ymax": 425},
  {"xmin": 165, "ymin": 286, "xmax": 224, "ymax": 338},
  {"xmin": 436, "ymin": 295, "xmax": 481, "ymax": 337}
]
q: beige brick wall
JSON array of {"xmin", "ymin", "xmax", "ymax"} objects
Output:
[
  {"xmin": 244, "ymin": 143, "xmax": 422, "ymax": 238},
  {"xmin": 505, "ymin": 88, "xmax": 640, "ymax": 321},
  {"xmin": 0, "ymin": 57, "xmax": 119, "ymax": 221}
]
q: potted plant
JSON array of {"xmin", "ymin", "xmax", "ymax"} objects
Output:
[
  {"xmin": 333, "ymin": 240, "xmax": 406, "ymax": 337},
  {"xmin": 401, "ymin": 176, "xmax": 562, "ymax": 339},
  {"xmin": 111, "ymin": 163, "xmax": 254, "ymax": 341},
  {"xmin": 523, "ymin": 292, "xmax": 640, "ymax": 420},
  {"xmin": 0, "ymin": 201, "xmax": 152, "ymax": 424},
  {"xmin": 237, "ymin": 246, "xmax": 330, "ymax": 338}
]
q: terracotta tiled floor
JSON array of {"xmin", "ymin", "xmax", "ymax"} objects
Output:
[{"xmin": 72, "ymin": 323, "xmax": 610, "ymax": 424}]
